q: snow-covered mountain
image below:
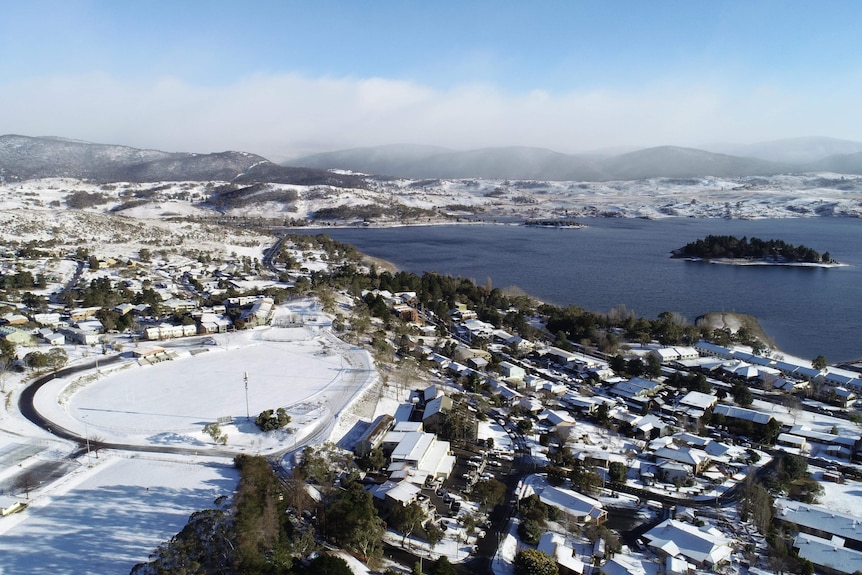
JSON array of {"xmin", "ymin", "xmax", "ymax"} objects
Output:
[
  {"xmin": 286, "ymin": 143, "xmax": 799, "ymax": 181},
  {"xmin": 706, "ymin": 136, "xmax": 862, "ymax": 164},
  {"xmin": 0, "ymin": 135, "xmax": 367, "ymax": 187}
]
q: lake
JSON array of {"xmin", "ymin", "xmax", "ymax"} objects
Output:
[{"xmin": 294, "ymin": 218, "xmax": 862, "ymax": 363}]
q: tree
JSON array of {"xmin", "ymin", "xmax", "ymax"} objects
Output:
[
  {"xmin": 646, "ymin": 353, "xmax": 662, "ymax": 377},
  {"xmin": 429, "ymin": 555, "xmax": 457, "ymax": 575},
  {"xmin": 356, "ymin": 446, "xmax": 386, "ymax": 471},
  {"xmin": 46, "ymin": 347, "xmax": 68, "ymax": 372},
  {"xmin": 325, "ymin": 480, "xmax": 385, "ymax": 560},
  {"xmin": 24, "ymin": 351, "xmax": 48, "ymax": 370},
  {"xmin": 518, "ymin": 519, "xmax": 544, "ymax": 545},
  {"xmin": 812, "ymin": 354, "xmax": 827, "ymax": 370},
  {"xmin": 609, "ymin": 354, "xmax": 626, "ymax": 374},
  {"xmin": 425, "ymin": 521, "xmax": 444, "ymax": 549},
  {"xmin": 779, "ymin": 453, "xmax": 809, "ymax": 483},
  {"xmin": 608, "ymin": 461, "xmax": 628, "ymax": 483},
  {"xmin": 203, "ymin": 422, "xmax": 228, "ymax": 445},
  {"xmin": 514, "ymin": 549, "xmax": 559, "ymax": 575},
  {"xmin": 732, "ymin": 383, "xmax": 753, "ymax": 406},
  {"xmin": 472, "ymin": 478, "xmax": 506, "ymax": 509},
  {"xmin": 392, "ymin": 502, "xmax": 425, "ymax": 546},
  {"xmin": 306, "ymin": 554, "xmax": 353, "ymax": 575},
  {"xmin": 255, "ymin": 407, "xmax": 291, "ymax": 431}
]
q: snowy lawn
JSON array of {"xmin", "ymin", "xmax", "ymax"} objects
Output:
[
  {"xmin": 0, "ymin": 454, "xmax": 238, "ymax": 575},
  {"xmin": 32, "ymin": 320, "xmax": 375, "ymax": 454}
]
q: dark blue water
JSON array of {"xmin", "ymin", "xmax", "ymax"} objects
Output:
[{"xmin": 297, "ymin": 218, "xmax": 862, "ymax": 362}]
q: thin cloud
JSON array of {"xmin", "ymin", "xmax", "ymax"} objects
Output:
[{"xmin": 2, "ymin": 72, "xmax": 860, "ymax": 162}]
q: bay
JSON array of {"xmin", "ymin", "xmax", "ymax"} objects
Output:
[{"xmin": 296, "ymin": 218, "xmax": 862, "ymax": 363}]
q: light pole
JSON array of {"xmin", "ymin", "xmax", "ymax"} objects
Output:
[
  {"xmin": 83, "ymin": 415, "xmax": 92, "ymax": 467},
  {"xmin": 244, "ymin": 372, "xmax": 250, "ymax": 421}
]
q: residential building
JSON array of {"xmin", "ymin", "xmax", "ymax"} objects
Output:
[{"xmin": 643, "ymin": 519, "xmax": 733, "ymax": 567}]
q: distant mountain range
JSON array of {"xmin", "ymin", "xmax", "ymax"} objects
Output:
[
  {"xmin": 0, "ymin": 135, "xmax": 367, "ymax": 187},
  {"xmin": 287, "ymin": 136, "xmax": 862, "ymax": 181},
  {"xmin": 2, "ymin": 134, "xmax": 862, "ymax": 184}
]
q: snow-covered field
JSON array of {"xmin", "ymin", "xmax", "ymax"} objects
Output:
[
  {"xmin": 0, "ymin": 301, "xmax": 379, "ymax": 574},
  {"xmin": 0, "ymin": 455, "xmax": 237, "ymax": 575},
  {"xmin": 2, "ymin": 172, "xmax": 862, "ymax": 230}
]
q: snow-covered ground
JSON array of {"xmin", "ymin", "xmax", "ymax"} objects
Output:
[
  {"xmin": 0, "ymin": 454, "xmax": 237, "ymax": 575},
  {"xmin": 2, "ymin": 172, "xmax": 862, "ymax": 231},
  {"xmin": 0, "ymin": 300, "xmax": 380, "ymax": 574}
]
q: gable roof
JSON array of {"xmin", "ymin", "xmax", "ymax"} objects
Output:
[{"xmin": 644, "ymin": 519, "xmax": 732, "ymax": 565}]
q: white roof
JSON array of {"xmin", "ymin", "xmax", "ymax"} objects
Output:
[
  {"xmin": 644, "ymin": 519, "xmax": 733, "ymax": 565},
  {"xmin": 526, "ymin": 482, "xmax": 604, "ymax": 521},
  {"xmin": 679, "ymin": 391, "xmax": 716, "ymax": 410},
  {"xmin": 371, "ymin": 480, "xmax": 420, "ymax": 504},
  {"xmin": 712, "ymin": 404, "xmax": 774, "ymax": 425},
  {"xmin": 778, "ymin": 499, "xmax": 862, "ymax": 543},
  {"xmin": 600, "ymin": 555, "xmax": 659, "ymax": 575},
  {"xmin": 390, "ymin": 432, "xmax": 434, "ymax": 463},
  {"xmin": 794, "ymin": 532, "xmax": 862, "ymax": 574},
  {"xmin": 538, "ymin": 532, "xmax": 585, "ymax": 574}
]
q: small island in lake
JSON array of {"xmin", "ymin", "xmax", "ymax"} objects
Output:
[
  {"xmin": 523, "ymin": 218, "xmax": 586, "ymax": 229},
  {"xmin": 671, "ymin": 234, "xmax": 842, "ymax": 266}
]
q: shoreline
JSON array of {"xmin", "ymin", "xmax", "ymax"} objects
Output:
[{"xmin": 675, "ymin": 257, "xmax": 848, "ymax": 268}]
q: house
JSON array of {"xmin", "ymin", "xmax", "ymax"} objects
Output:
[
  {"xmin": 539, "ymin": 409, "xmax": 576, "ymax": 427},
  {"xmin": 712, "ymin": 404, "xmax": 775, "ymax": 426},
  {"xmin": 498, "ymin": 361, "xmax": 525, "ymax": 381},
  {"xmin": 657, "ymin": 461, "xmax": 691, "ymax": 484},
  {"xmin": 632, "ymin": 414, "xmax": 669, "ymax": 440},
  {"xmin": 678, "ymin": 391, "xmax": 717, "ymax": 413},
  {"xmin": 370, "ymin": 480, "xmax": 423, "ymax": 514},
  {"xmin": 354, "ymin": 414, "xmax": 395, "ymax": 456},
  {"xmin": 673, "ymin": 390, "xmax": 717, "ymax": 426},
  {"xmin": 786, "ymin": 425, "xmax": 860, "ymax": 459},
  {"xmin": 0, "ymin": 326, "xmax": 35, "ymax": 345},
  {"xmin": 422, "ymin": 395, "xmax": 453, "ymax": 435},
  {"xmin": 144, "ymin": 323, "xmax": 197, "ymax": 340},
  {"xmin": 1, "ymin": 313, "xmax": 28, "ymax": 326},
  {"xmin": 40, "ymin": 330, "xmax": 65, "ymax": 346},
  {"xmin": 57, "ymin": 326, "xmax": 100, "ymax": 345},
  {"xmin": 651, "ymin": 346, "xmax": 699, "ymax": 364},
  {"xmin": 600, "ymin": 555, "xmax": 659, "ymax": 575},
  {"xmin": 388, "ymin": 431, "xmax": 456, "ymax": 482},
  {"xmin": 643, "ymin": 519, "xmax": 733, "ymax": 566},
  {"xmin": 198, "ymin": 313, "xmax": 232, "ymax": 334},
  {"xmin": 776, "ymin": 499, "xmax": 862, "ymax": 550},
  {"xmin": 819, "ymin": 385, "xmax": 857, "ymax": 408},
  {"xmin": 794, "ymin": 532, "xmax": 862, "ymax": 575},
  {"xmin": 523, "ymin": 479, "xmax": 607, "ymax": 525},
  {"xmin": 538, "ymin": 532, "xmax": 585, "ymax": 575},
  {"xmin": 652, "ymin": 446, "xmax": 710, "ymax": 475},
  {"xmin": 467, "ymin": 356, "xmax": 489, "ymax": 371}
]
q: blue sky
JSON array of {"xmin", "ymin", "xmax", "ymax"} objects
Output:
[{"xmin": 2, "ymin": 1, "xmax": 861, "ymax": 159}]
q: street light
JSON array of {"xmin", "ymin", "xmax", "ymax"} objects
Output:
[{"xmin": 82, "ymin": 415, "xmax": 92, "ymax": 467}]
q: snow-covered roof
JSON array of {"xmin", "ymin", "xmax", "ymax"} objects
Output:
[
  {"xmin": 538, "ymin": 532, "xmax": 585, "ymax": 574},
  {"xmin": 525, "ymin": 480, "xmax": 605, "ymax": 522},
  {"xmin": 787, "ymin": 425, "xmax": 859, "ymax": 447},
  {"xmin": 644, "ymin": 519, "xmax": 733, "ymax": 566},
  {"xmin": 390, "ymin": 432, "xmax": 435, "ymax": 463},
  {"xmin": 794, "ymin": 532, "xmax": 862, "ymax": 574},
  {"xmin": 712, "ymin": 404, "xmax": 774, "ymax": 425},
  {"xmin": 679, "ymin": 390, "xmax": 717, "ymax": 410},
  {"xmin": 777, "ymin": 499, "xmax": 862, "ymax": 543}
]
